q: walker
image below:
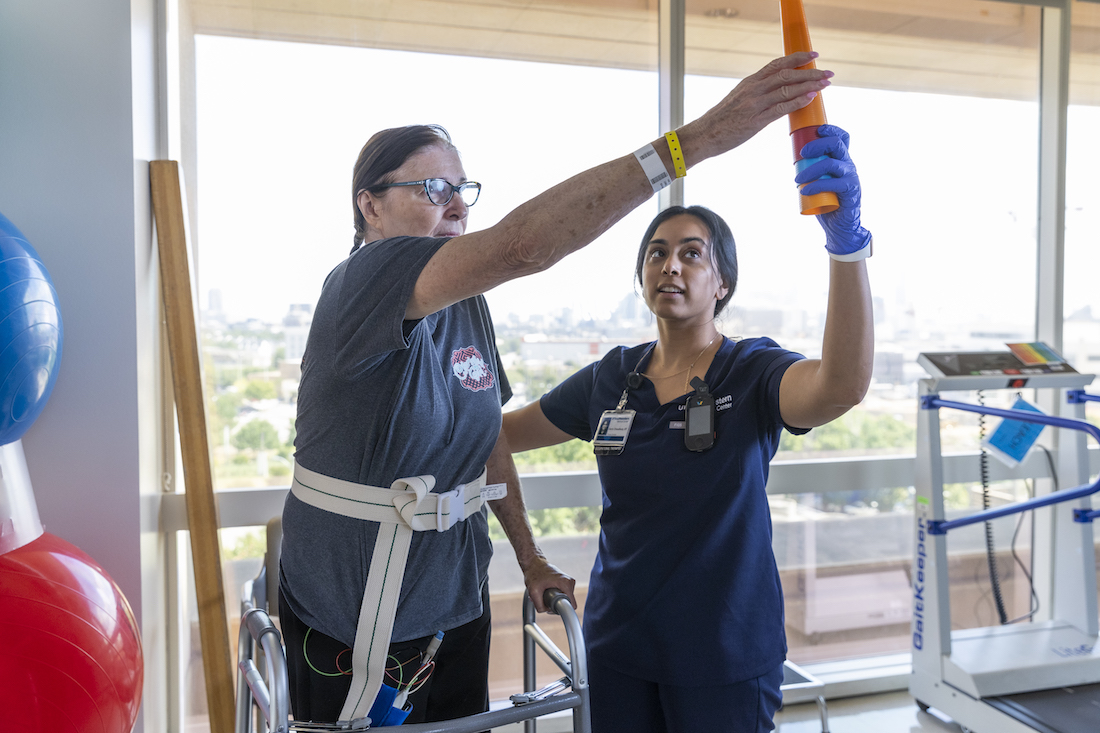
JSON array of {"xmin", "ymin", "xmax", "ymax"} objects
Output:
[{"xmin": 234, "ymin": 533, "xmax": 590, "ymax": 733}]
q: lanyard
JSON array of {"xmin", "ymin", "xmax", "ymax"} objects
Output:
[
  {"xmin": 594, "ymin": 344, "xmax": 655, "ymax": 456},
  {"xmin": 615, "ymin": 343, "xmax": 655, "ymax": 410},
  {"xmin": 599, "ymin": 341, "xmax": 716, "ymax": 454}
]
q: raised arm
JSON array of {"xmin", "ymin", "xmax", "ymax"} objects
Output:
[
  {"xmin": 407, "ymin": 52, "xmax": 834, "ymax": 319},
  {"xmin": 779, "ymin": 124, "xmax": 874, "ymax": 429}
]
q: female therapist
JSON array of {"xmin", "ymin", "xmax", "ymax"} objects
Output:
[{"xmin": 502, "ymin": 125, "xmax": 873, "ymax": 732}]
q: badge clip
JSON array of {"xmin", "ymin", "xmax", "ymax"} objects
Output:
[{"xmin": 593, "ymin": 409, "xmax": 636, "ymax": 456}]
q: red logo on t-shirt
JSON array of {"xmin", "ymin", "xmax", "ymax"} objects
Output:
[{"xmin": 451, "ymin": 346, "xmax": 495, "ymax": 392}]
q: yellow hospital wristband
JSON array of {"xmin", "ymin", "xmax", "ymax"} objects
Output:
[{"xmin": 664, "ymin": 131, "xmax": 687, "ymax": 179}]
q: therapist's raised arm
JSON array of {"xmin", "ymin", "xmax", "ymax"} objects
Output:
[{"xmin": 778, "ymin": 125, "xmax": 874, "ymax": 430}]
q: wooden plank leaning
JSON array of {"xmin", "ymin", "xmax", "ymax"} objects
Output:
[{"xmin": 150, "ymin": 160, "xmax": 236, "ymax": 733}]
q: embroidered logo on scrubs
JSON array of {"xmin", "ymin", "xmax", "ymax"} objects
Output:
[{"xmin": 451, "ymin": 346, "xmax": 495, "ymax": 392}]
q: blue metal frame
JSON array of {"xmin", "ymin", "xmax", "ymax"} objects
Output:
[
  {"xmin": 919, "ymin": 394, "xmax": 1100, "ymax": 535},
  {"xmin": 1067, "ymin": 389, "xmax": 1100, "ymax": 405},
  {"xmin": 1066, "ymin": 391, "xmax": 1100, "ymax": 520}
]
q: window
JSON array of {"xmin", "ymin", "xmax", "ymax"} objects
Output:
[
  {"xmin": 177, "ymin": 0, "xmax": 1100, "ymax": 728},
  {"xmin": 1065, "ymin": 4, "xmax": 1100, "ymax": 397},
  {"xmin": 684, "ymin": 0, "xmax": 1043, "ymax": 667}
]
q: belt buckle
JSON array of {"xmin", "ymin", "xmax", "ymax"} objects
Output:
[{"xmin": 436, "ymin": 486, "xmax": 463, "ymax": 532}]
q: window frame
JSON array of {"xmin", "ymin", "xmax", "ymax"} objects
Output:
[{"xmin": 166, "ymin": 0, "xmax": 1086, "ymax": 725}]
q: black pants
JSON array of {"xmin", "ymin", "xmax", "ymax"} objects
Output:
[{"xmin": 278, "ymin": 585, "xmax": 491, "ymax": 725}]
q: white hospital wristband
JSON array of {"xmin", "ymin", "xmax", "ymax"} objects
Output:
[
  {"xmin": 829, "ymin": 237, "xmax": 873, "ymax": 262},
  {"xmin": 634, "ymin": 143, "xmax": 672, "ymax": 193}
]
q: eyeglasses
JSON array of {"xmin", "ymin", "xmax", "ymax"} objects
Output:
[{"xmin": 375, "ymin": 178, "xmax": 482, "ymax": 207}]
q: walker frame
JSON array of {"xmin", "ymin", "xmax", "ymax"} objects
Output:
[{"xmin": 234, "ymin": 563, "xmax": 590, "ymax": 733}]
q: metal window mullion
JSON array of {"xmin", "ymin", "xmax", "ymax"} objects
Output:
[
  {"xmin": 657, "ymin": 0, "xmax": 685, "ymax": 210},
  {"xmin": 1032, "ymin": 0, "xmax": 1072, "ymax": 622},
  {"xmin": 1035, "ymin": 1, "xmax": 1071, "ymax": 353}
]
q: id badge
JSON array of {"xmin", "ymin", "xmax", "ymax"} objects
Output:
[{"xmin": 593, "ymin": 409, "xmax": 636, "ymax": 455}]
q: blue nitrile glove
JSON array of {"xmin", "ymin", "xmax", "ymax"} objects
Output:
[{"xmin": 796, "ymin": 124, "xmax": 872, "ymax": 261}]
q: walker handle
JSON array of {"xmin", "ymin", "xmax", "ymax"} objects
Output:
[
  {"xmin": 543, "ymin": 587, "xmax": 571, "ymax": 614},
  {"xmin": 527, "ymin": 588, "xmax": 588, "ymax": 689}
]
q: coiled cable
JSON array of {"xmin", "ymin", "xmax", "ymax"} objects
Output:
[{"xmin": 978, "ymin": 390, "xmax": 1009, "ymax": 625}]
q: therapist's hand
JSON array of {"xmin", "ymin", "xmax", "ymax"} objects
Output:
[{"xmin": 796, "ymin": 124, "xmax": 872, "ymax": 259}]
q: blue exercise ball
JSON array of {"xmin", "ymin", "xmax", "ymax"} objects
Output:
[{"xmin": 0, "ymin": 212, "xmax": 63, "ymax": 445}]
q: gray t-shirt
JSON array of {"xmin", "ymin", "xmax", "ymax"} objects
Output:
[{"xmin": 282, "ymin": 235, "xmax": 511, "ymax": 644}]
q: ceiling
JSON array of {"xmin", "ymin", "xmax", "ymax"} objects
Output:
[{"xmin": 186, "ymin": 0, "xmax": 1100, "ymax": 103}]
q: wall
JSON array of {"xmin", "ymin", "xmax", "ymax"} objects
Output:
[{"xmin": 0, "ymin": 1, "xmax": 166, "ymax": 730}]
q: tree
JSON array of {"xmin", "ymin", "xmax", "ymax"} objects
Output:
[
  {"xmin": 243, "ymin": 379, "xmax": 276, "ymax": 401},
  {"xmin": 207, "ymin": 391, "xmax": 244, "ymax": 449},
  {"xmin": 506, "ymin": 362, "xmax": 571, "ymax": 403},
  {"xmin": 859, "ymin": 414, "xmax": 916, "ymax": 450},
  {"xmin": 213, "ymin": 391, "xmax": 243, "ymax": 422},
  {"xmin": 233, "ymin": 419, "xmax": 279, "ymax": 451},
  {"xmin": 779, "ymin": 411, "xmax": 915, "ymax": 454},
  {"xmin": 513, "ymin": 438, "xmax": 596, "ymax": 472}
]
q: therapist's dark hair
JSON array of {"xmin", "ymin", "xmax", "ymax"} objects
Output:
[
  {"xmin": 351, "ymin": 124, "xmax": 455, "ymax": 253},
  {"xmin": 634, "ymin": 205, "xmax": 738, "ymax": 317}
]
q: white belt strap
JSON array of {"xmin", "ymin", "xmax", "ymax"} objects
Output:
[{"xmin": 291, "ymin": 463, "xmax": 495, "ymax": 722}]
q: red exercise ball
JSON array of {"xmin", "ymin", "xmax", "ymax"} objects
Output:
[{"xmin": 0, "ymin": 531, "xmax": 143, "ymax": 732}]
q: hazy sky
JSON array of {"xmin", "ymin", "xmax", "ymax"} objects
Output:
[{"xmin": 195, "ymin": 35, "xmax": 1100, "ymax": 335}]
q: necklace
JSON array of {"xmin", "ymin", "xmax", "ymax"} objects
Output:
[{"xmin": 646, "ymin": 333, "xmax": 720, "ymax": 394}]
